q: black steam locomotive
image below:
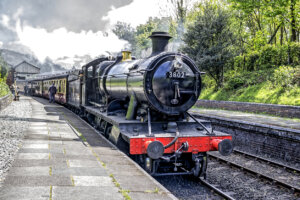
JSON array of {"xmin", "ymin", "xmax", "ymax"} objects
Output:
[{"xmin": 26, "ymin": 32, "xmax": 233, "ymax": 177}]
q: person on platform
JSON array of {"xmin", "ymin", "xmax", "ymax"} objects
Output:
[
  {"xmin": 24, "ymin": 84, "xmax": 28, "ymax": 96},
  {"xmin": 48, "ymin": 83, "xmax": 57, "ymax": 103}
]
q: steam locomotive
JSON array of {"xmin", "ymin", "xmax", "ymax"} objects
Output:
[{"xmin": 26, "ymin": 32, "xmax": 233, "ymax": 178}]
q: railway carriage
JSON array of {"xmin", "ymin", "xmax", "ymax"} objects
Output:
[
  {"xmin": 42, "ymin": 77, "xmax": 66, "ymax": 103},
  {"xmin": 26, "ymin": 32, "xmax": 233, "ymax": 178},
  {"xmin": 30, "ymin": 80, "xmax": 42, "ymax": 96},
  {"xmin": 67, "ymin": 70, "xmax": 82, "ymax": 110}
]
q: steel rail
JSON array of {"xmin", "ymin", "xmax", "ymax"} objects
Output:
[
  {"xmin": 233, "ymin": 149, "xmax": 300, "ymax": 174},
  {"xmin": 199, "ymin": 178, "xmax": 236, "ymax": 200},
  {"xmin": 208, "ymin": 153, "xmax": 300, "ymax": 194}
]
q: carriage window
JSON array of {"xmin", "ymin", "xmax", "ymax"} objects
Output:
[
  {"xmin": 59, "ymin": 80, "xmax": 61, "ymax": 92},
  {"xmin": 61, "ymin": 80, "xmax": 64, "ymax": 93},
  {"xmin": 63, "ymin": 80, "xmax": 65, "ymax": 93}
]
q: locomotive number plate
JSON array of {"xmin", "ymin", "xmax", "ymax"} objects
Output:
[{"xmin": 166, "ymin": 71, "xmax": 186, "ymax": 78}]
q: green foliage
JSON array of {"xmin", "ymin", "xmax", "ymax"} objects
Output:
[
  {"xmin": 181, "ymin": 2, "xmax": 235, "ymax": 88},
  {"xmin": 258, "ymin": 45, "xmax": 280, "ymax": 68},
  {"xmin": 0, "ymin": 56, "xmax": 9, "ymax": 97},
  {"xmin": 113, "ymin": 17, "xmax": 174, "ymax": 58},
  {"xmin": 201, "ymin": 65, "xmax": 300, "ymax": 105},
  {"xmin": 290, "ymin": 42, "xmax": 300, "ymax": 65},
  {"xmin": 225, "ymin": 76, "xmax": 245, "ymax": 90},
  {"xmin": 223, "ymin": 69, "xmax": 271, "ymax": 90},
  {"xmin": 229, "ymin": 0, "xmax": 299, "ymax": 46},
  {"xmin": 1, "ymin": 65, "xmax": 7, "ymax": 78},
  {"xmin": 201, "ymin": 81, "xmax": 300, "ymax": 106},
  {"xmin": 271, "ymin": 65, "xmax": 299, "ymax": 87},
  {"xmin": 245, "ymin": 51, "xmax": 259, "ymax": 71},
  {"xmin": 233, "ymin": 43, "xmax": 300, "ymax": 72},
  {"xmin": 112, "ymin": 22, "xmax": 135, "ymax": 44},
  {"xmin": 0, "ymin": 80, "xmax": 9, "ymax": 97},
  {"xmin": 135, "ymin": 17, "xmax": 173, "ymax": 57}
]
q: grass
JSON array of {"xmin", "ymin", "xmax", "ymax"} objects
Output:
[
  {"xmin": 145, "ymin": 187, "xmax": 160, "ymax": 194},
  {"xmin": 200, "ymin": 80, "xmax": 300, "ymax": 106},
  {"xmin": 0, "ymin": 81, "xmax": 9, "ymax": 97},
  {"xmin": 110, "ymin": 174, "xmax": 132, "ymax": 200}
]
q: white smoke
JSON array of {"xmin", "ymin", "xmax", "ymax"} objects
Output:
[{"xmin": 15, "ymin": 19, "xmax": 128, "ymax": 64}]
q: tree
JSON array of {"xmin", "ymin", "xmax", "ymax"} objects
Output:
[
  {"xmin": 229, "ymin": 0, "xmax": 300, "ymax": 46},
  {"xmin": 290, "ymin": 0, "xmax": 297, "ymax": 42},
  {"xmin": 0, "ymin": 62, "xmax": 7, "ymax": 79},
  {"xmin": 0, "ymin": 55, "xmax": 8, "ymax": 79},
  {"xmin": 181, "ymin": 2, "xmax": 235, "ymax": 88},
  {"xmin": 0, "ymin": 55, "xmax": 10, "ymax": 96},
  {"xmin": 167, "ymin": 0, "xmax": 190, "ymax": 39},
  {"xmin": 112, "ymin": 21, "xmax": 137, "ymax": 53},
  {"xmin": 112, "ymin": 22, "xmax": 136, "ymax": 46},
  {"xmin": 112, "ymin": 18, "xmax": 171, "ymax": 58}
]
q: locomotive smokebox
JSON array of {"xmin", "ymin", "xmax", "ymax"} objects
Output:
[{"xmin": 149, "ymin": 32, "xmax": 172, "ymax": 56}]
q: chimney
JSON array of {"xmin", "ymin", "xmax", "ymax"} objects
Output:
[{"xmin": 149, "ymin": 32, "xmax": 172, "ymax": 56}]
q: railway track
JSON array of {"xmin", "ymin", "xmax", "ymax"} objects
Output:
[
  {"xmin": 233, "ymin": 149, "xmax": 300, "ymax": 174},
  {"xmin": 208, "ymin": 150, "xmax": 300, "ymax": 195},
  {"xmin": 199, "ymin": 178, "xmax": 235, "ymax": 200}
]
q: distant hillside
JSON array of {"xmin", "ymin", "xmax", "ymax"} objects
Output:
[{"xmin": 0, "ymin": 49, "xmax": 65, "ymax": 73}]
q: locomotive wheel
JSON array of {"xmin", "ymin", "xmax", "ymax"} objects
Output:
[
  {"xmin": 201, "ymin": 154, "xmax": 208, "ymax": 179},
  {"xmin": 192, "ymin": 153, "xmax": 207, "ymax": 178}
]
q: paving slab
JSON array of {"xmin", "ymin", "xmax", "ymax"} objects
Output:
[
  {"xmin": 4, "ymin": 175, "xmax": 72, "ymax": 186},
  {"xmin": 22, "ymin": 144, "xmax": 49, "ymax": 149},
  {"xmin": 8, "ymin": 166, "xmax": 50, "ymax": 176},
  {"xmin": 17, "ymin": 153, "xmax": 49, "ymax": 159},
  {"xmin": 19, "ymin": 148, "xmax": 51, "ymax": 153},
  {"xmin": 52, "ymin": 167, "xmax": 107, "ymax": 176},
  {"xmin": 0, "ymin": 186, "xmax": 49, "ymax": 200},
  {"xmin": 52, "ymin": 186, "xmax": 122, "ymax": 200},
  {"xmin": 12, "ymin": 159, "xmax": 67, "ymax": 168},
  {"xmin": 0, "ymin": 97, "xmax": 177, "ymax": 200}
]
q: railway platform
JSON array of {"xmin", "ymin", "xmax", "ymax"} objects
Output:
[
  {"xmin": 191, "ymin": 107, "xmax": 300, "ymax": 130},
  {"xmin": 0, "ymin": 96, "xmax": 176, "ymax": 200},
  {"xmin": 191, "ymin": 107, "xmax": 300, "ymax": 164}
]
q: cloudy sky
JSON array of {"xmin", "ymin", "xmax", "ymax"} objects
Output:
[{"xmin": 0, "ymin": 0, "xmax": 169, "ymax": 67}]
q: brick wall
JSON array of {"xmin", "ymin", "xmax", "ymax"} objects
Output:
[
  {"xmin": 0, "ymin": 94, "xmax": 13, "ymax": 111},
  {"xmin": 193, "ymin": 113, "xmax": 300, "ymax": 163},
  {"xmin": 195, "ymin": 100, "xmax": 300, "ymax": 118}
]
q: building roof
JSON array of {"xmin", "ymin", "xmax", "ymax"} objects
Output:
[{"xmin": 13, "ymin": 60, "xmax": 40, "ymax": 70}]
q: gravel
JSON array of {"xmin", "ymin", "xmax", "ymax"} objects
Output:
[
  {"xmin": 155, "ymin": 175, "xmax": 223, "ymax": 200},
  {"xmin": 155, "ymin": 151, "xmax": 299, "ymax": 200},
  {"xmin": 209, "ymin": 151, "xmax": 300, "ymax": 189},
  {"xmin": 206, "ymin": 158, "xmax": 298, "ymax": 200},
  {"xmin": 0, "ymin": 96, "xmax": 32, "ymax": 187}
]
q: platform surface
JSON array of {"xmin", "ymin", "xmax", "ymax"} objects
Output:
[
  {"xmin": 191, "ymin": 108, "xmax": 300, "ymax": 130},
  {"xmin": 0, "ymin": 97, "xmax": 176, "ymax": 200}
]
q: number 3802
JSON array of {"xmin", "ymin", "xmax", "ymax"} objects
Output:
[{"xmin": 166, "ymin": 71, "xmax": 186, "ymax": 78}]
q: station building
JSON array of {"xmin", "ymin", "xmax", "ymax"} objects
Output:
[{"xmin": 13, "ymin": 60, "xmax": 40, "ymax": 81}]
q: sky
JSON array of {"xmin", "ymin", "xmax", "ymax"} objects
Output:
[{"xmin": 0, "ymin": 0, "xmax": 169, "ymax": 67}]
